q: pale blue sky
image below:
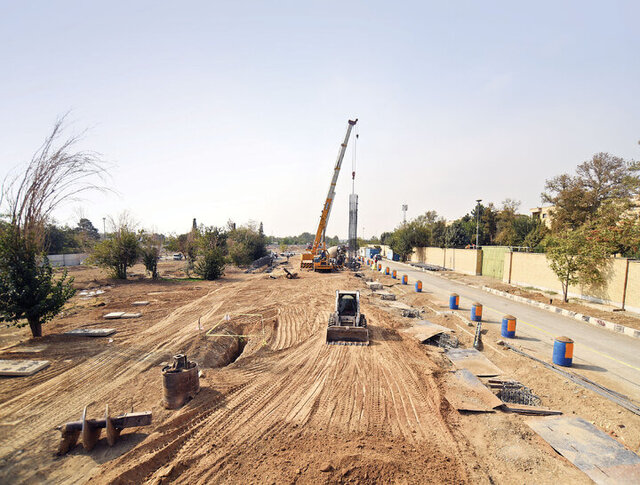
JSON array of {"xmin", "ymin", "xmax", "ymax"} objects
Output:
[{"xmin": 1, "ymin": 1, "xmax": 638, "ymax": 238}]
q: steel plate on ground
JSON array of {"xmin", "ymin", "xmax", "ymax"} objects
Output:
[
  {"xmin": 527, "ymin": 416, "xmax": 640, "ymax": 484},
  {"xmin": 402, "ymin": 321, "xmax": 452, "ymax": 343},
  {"xmin": 0, "ymin": 360, "xmax": 50, "ymax": 376},
  {"xmin": 445, "ymin": 348, "xmax": 503, "ymax": 377},
  {"xmin": 444, "ymin": 369, "xmax": 503, "ymax": 412}
]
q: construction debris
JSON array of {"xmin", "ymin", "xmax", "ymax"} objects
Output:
[
  {"xmin": 0, "ymin": 359, "xmax": 50, "ymax": 377},
  {"xmin": 374, "ymin": 291, "xmax": 396, "ymax": 301},
  {"xmin": 401, "ymin": 308, "xmax": 422, "ymax": 318},
  {"xmin": 64, "ymin": 328, "xmax": 116, "ymax": 337},
  {"xmin": 162, "ymin": 354, "xmax": 200, "ymax": 409},
  {"xmin": 527, "ymin": 416, "xmax": 640, "ymax": 484},
  {"xmin": 488, "ymin": 378, "xmax": 541, "ymax": 406},
  {"xmin": 283, "ymin": 268, "xmax": 298, "ymax": 279},
  {"xmin": 132, "ymin": 301, "xmax": 149, "ymax": 306},
  {"xmin": 366, "ymin": 281, "xmax": 383, "ymax": 291},
  {"xmin": 57, "ymin": 405, "xmax": 152, "ymax": 455}
]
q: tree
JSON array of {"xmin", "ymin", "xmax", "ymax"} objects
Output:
[
  {"xmin": 140, "ymin": 234, "xmax": 161, "ymax": 279},
  {"xmin": 445, "ymin": 221, "xmax": 469, "ymax": 248},
  {"xmin": 195, "ymin": 226, "xmax": 227, "ymax": 280},
  {"xmin": 0, "ymin": 115, "xmax": 107, "ymax": 337},
  {"xmin": 0, "ymin": 226, "xmax": 76, "ymax": 337},
  {"xmin": 542, "ymin": 152, "xmax": 639, "ymax": 230},
  {"xmin": 546, "ymin": 229, "xmax": 611, "ymax": 302},
  {"xmin": 228, "ymin": 222, "xmax": 267, "ymax": 266},
  {"xmin": 89, "ymin": 216, "xmax": 140, "ymax": 279}
]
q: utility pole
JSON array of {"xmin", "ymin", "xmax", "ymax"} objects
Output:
[
  {"xmin": 102, "ymin": 217, "xmax": 106, "ymax": 239},
  {"xmin": 402, "ymin": 204, "xmax": 408, "ymax": 224},
  {"xmin": 475, "ymin": 199, "xmax": 482, "ymax": 247}
]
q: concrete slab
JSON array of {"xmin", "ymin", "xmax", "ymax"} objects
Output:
[
  {"xmin": 121, "ymin": 313, "xmax": 142, "ymax": 319},
  {"xmin": 104, "ymin": 312, "xmax": 125, "ymax": 319},
  {"xmin": 375, "ymin": 291, "xmax": 396, "ymax": 301},
  {"xmin": 527, "ymin": 416, "xmax": 640, "ymax": 484},
  {"xmin": 445, "ymin": 348, "xmax": 503, "ymax": 377},
  {"xmin": 65, "ymin": 328, "xmax": 116, "ymax": 337},
  {"xmin": 0, "ymin": 360, "xmax": 50, "ymax": 376}
]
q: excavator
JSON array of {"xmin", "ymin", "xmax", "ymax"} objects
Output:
[{"xmin": 300, "ymin": 118, "xmax": 358, "ymax": 272}]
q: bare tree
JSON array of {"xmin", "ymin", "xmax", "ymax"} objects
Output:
[{"xmin": 1, "ymin": 114, "xmax": 109, "ymax": 249}]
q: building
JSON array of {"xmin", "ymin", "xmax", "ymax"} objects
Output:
[{"xmin": 530, "ymin": 206, "xmax": 554, "ymax": 228}]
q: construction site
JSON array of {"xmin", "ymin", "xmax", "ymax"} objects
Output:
[{"xmin": 2, "ymin": 117, "xmax": 640, "ymax": 485}]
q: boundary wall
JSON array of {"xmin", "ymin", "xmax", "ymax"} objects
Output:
[
  {"xmin": 410, "ymin": 247, "xmax": 482, "ymax": 275},
  {"xmin": 48, "ymin": 253, "xmax": 89, "ymax": 267}
]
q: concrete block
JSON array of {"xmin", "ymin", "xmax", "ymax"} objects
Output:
[{"xmin": 0, "ymin": 359, "xmax": 50, "ymax": 376}]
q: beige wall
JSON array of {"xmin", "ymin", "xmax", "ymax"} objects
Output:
[
  {"xmin": 503, "ymin": 252, "xmax": 640, "ymax": 312},
  {"xmin": 411, "ymin": 247, "xmax": 482, "ymax": 275}
]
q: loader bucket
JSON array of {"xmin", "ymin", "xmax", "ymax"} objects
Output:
[{"xmin": 326, "ymin": 326, "xmax": 369, "ymax": 346}]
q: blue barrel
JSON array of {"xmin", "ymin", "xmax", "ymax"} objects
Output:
[
  {"xmin": 449, "ymin": 293, "xmax": 459, "ymax": 310},
  {"xmin": 553, "ymin": 336, "xmax": 574, "ymax": 367},
  {"xmin": 470, "ymin": 302, "xmax": 482, "ymax": 322},
  {"xmin": 392, "ymin": 270, "xmax": 397, "ymax": 279},
  {"xmin": 415, "ymin": 280, "xmax": 422, "ymax": 292},
  {"xmin": 385, "ymin": 267, "xmax": 390, "ymax": 275},
  {"xmin": 401, "ymin": 274, "xmax": 408, "ymax": 285},
  {"xmin": 501, "ymin": 315, "xmax": 516, "ymax": 338}
]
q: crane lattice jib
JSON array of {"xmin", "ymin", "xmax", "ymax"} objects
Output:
[{"xmin": 312, "ymin": 119, "xmax": 358, "ymax": 254}]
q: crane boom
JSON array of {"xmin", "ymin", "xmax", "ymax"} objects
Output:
[{"xmin": 311, "ymin": 118, "xmax": 358, "ymax": 253}]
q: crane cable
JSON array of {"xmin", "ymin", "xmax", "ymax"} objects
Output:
[{"xmin": 351, "ymin": 126, "xmax": 359, "ymax": 194}]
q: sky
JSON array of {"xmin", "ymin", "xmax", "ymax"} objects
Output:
[{"xmin": 1, "ymin": 1, "xmax": 639, "ymax": 239}]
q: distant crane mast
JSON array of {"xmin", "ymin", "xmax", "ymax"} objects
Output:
[{"xmin": 311, "ymin": 118, "xmax": 358, "ymax": 254}]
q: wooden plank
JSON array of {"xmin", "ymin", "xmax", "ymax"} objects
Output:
[
  {"xmin": 445, "ymin": 348, "xmax": 503, "ymax": 377},
  {"xmin": 527, "ymin": 416, "xmax": 640, "ymax": 484},
  {"xmin": 0, "ymin": 359, "xmax": 50, "ymax": 376},
  {"xmin": 444, "ymin": 369, "xmax": 503, "ymax": 412}
]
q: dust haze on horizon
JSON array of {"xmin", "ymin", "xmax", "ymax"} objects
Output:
[{"xmin": 1, "ymin": 1, "xmax": 639, "ymax": 240}]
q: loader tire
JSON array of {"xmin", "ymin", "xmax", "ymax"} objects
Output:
[
  {"xmin": 359, "ymin": 314, "xmax": 367, "ymax": 327},
  {"xmin": 328, "ymin": 314, "xmax": 336, "ymax": 327}
]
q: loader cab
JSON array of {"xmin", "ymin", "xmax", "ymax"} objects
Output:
[{"xmin": 338, "ymin": 293, "xmax": 357, "ymax": 316}]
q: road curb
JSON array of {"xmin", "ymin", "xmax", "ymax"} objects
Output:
[
  {"xmin": 482, "ymin": 287, "xmax": 640, "ymax": 340},
  {"xmin": 384, "ymin": 259, "xmax": 640, "ymax": 340}
]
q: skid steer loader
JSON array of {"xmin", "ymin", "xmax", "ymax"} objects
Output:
[{"xmin": 326, "ymin": 290, "xmax": 369, "ymax": 345}]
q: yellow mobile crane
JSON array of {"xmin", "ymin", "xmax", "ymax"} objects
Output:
[{"xmin": 301, "ymin": 118, "xmax": 358, "ymax": 271}]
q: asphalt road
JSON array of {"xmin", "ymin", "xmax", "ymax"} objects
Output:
[{"xmin": 380, "ymin": 259, "xmax": 640, "ymax": 401}]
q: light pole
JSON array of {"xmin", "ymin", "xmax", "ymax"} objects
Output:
[
  {"xmin": 102, "ymin": 217, "xmax": 106, "ymax": 239},
  {"xmin": 475, "ymin": 199, "xmax": 482, "ymax": 247}
]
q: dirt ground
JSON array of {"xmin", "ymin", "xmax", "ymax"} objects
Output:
[
  {"xmin": 441, "ymin": 270, "xmax": 640, "ymax": 331},
  {"xmin": 1, "ymin": 258, "xmax": 639, "ymax": 484}
]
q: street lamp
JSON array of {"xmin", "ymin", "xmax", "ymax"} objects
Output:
[
  {"xmin": 475, "ymin": 199, "xmax": 482, "ymax": 247},
  {"xmin": 102, "ymin": 217, "xmax": 106, "ymax": 239}
]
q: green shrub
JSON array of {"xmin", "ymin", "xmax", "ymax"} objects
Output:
[
  {"xmin": 89, "ymin": 226, "xmax": 140, "ymax": 279},
  {"xmin": 195, "ymin": 247, "xmax": 225, "ymax": 280},
  {"xmin": 0, "ymin": 226, "xmax": 75, "ymax": 337}
]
